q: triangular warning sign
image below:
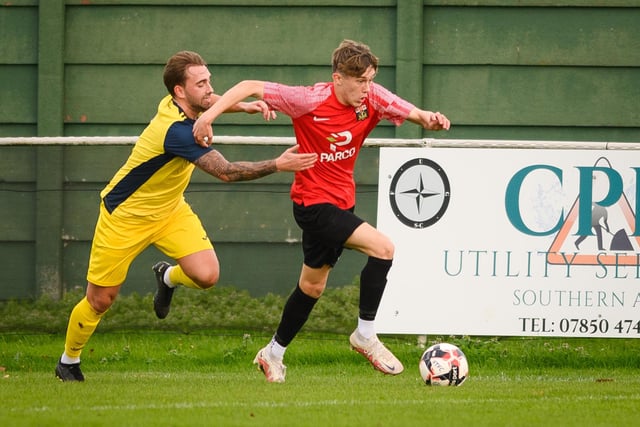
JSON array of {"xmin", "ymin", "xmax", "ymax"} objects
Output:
[{"xmin": 547, "ymin": 158, "xmax": 639, "ymax": 266}]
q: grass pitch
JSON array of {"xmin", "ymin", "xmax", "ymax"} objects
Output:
[{"xmin": 2, "ymin": 332, "xmax": 639, "ymax": 427}]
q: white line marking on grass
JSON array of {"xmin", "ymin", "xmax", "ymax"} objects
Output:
[{"xmin": 14, "ymin": 394, "xmax": 640, "ymax": 414}]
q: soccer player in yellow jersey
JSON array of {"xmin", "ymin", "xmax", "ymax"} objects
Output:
[{"xmin": 55, "ymin": 51, "xmax": 317, "ymax": 381}]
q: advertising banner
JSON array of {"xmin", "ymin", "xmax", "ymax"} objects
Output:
[{"xmin": 376, "ymin": 147, "xmax": 640, "ymax": 337}]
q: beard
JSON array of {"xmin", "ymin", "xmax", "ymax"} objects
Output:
[{"xmin": 187, "ymin": 94, "xmax": 213, "ymax": 114}]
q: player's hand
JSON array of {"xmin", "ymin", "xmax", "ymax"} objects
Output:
[
  {"xmin": 275, "ymin": 145, "xmax": 318, "ymax": 172},
  {"xmin": 240, "ymin": 100, "xmax": 277, "ymax": 121},
  {"xmin": 425, "ymin": 111, "xmax": 450, "ymax": 131},
  {"xmin": 193, "ymin": 116, "xmax": 214, "ymax": 148}
]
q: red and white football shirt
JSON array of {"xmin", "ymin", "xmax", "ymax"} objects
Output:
[{"xmin": 264, "ymin": 81, "xmax": 414, "ymax": 209}]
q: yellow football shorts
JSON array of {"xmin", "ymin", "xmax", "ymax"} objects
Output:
[{"xmin": 87, "ymin": 201, "xmax": 213, "ymax": 287}]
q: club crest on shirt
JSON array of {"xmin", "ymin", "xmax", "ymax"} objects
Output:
[{"xmin": 355, "ymin": 104, "xmax": 369, "ymax": 121}]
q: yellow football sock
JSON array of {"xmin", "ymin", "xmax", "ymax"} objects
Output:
[
  {"xmin": 64, "ymin": 296, "xmax": 105, "ymax": 358},
  {"xmin": 168, "ymin": 265, "xmax": 205, "ymax": 289}
]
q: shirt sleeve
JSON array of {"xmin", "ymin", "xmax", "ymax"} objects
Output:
[
  {"xmin": 164, "ymin": 120, "xmax": 213, "ymax": 162},
  {"xmin": 263, "ymin": 82, "xmax": 333, "ymax": 119},
  {"xmin": 369, "ymin": 83, "xmax": 416, "ymax": 126}
]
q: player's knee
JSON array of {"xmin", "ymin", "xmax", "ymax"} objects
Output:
[
  {"xmin": 377, "ymin": 237, "xmax": 395, "ymax": 260},
  {"xmin": 87, "ymin": 290, "xmax": 117, "ymax": 313},
  {"xmin": 196, "ymin": 269, "xmax": 219, "ymax": 290},
  {"xmin": 299, "ymin": 280, "xmax": 326, "ymax": 299}
]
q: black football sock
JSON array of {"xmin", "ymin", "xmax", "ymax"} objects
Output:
[
  {"xmin": 274, "ymin": 284, "xmax": 318, "ymax": 347},
  {"xmin": 359, "ymin": 256, "xmax": 393, "ymax": 321}
]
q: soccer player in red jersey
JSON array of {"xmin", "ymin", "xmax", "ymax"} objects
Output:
[{"xmin": 193, "ymin": 40, "xmax": 450, "ymax": 382}]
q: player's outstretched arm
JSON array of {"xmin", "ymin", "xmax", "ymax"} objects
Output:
[
  {"xmin": 220, "ymin": 96, "xmax": 276, "ymax": 121},
  {"xmin": 193, "ymin": 80, "xmax": 268, "ymax": 148},
  {"xmin": 407, "ymin": 108, "xmax": 451, "ymax": 131},
  {"xmin": 193, "ymin": 144, "xmax": 316, "ymax": 182},
  {"xmin": 273, "ymin": 144, "xmax": 318, "ymax": 172},
  {"xmin": 237, "ymin": 100, "xmax": 277, "ymax": 121}
]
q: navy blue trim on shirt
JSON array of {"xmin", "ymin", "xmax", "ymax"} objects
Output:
[
  {"xmin": 101, "ymin": 111, "xmax": 212, "ymax": 214},
  {"xmin": 102, "ymin": 152, "xmax": 175, "ymax": 213},
  {"xmin": 164, "ymin": 120, "xmax": 212, "ymax": 162}
]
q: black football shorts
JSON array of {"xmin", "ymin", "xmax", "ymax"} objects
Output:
[{"xmin": 293, "ymin": 202, "xmax": 364, "ymax": 268}]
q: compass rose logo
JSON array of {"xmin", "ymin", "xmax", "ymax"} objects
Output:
[{"xmin": 389, "ymin": 158, "xmax": 451, "ymax": 228}]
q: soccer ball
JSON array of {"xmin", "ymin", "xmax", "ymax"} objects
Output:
[{"xmin": 419, "ymin": 343, "xmax": 469, "ymax": 386}]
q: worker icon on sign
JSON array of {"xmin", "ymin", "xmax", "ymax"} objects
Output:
[
  {"xmin": 574, "ymin": 203, "xmax": 609, "ymax": 251},
  {"xmin": 574, "ymin": 202, "xmax": 633, "ymax": 251}
]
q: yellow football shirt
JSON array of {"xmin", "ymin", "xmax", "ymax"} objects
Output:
[{"xmin": 101, "ymin": 95, "xmax": 212, "ymax": 219}]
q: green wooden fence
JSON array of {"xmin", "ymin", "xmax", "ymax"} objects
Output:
[{"xmin": 0, "ymin": 0, "xmax": 638, "ymax": 299}]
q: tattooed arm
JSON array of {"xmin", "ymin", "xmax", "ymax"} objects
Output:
[
  {"xmin": 193, "ymin": 144, "xmax": 317, "ymax": 182},
  {"xmin": 194, "ymin": 150, "xmax": 276, "ymax": 182}
]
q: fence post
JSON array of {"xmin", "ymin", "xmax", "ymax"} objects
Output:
[
  {"xmin": 36, "ymin": 1, "xmax": 66, "ymax": 298},
  {"xmin": 395, "ymin": 0, "xmax": 424, "ymax": 139}
]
